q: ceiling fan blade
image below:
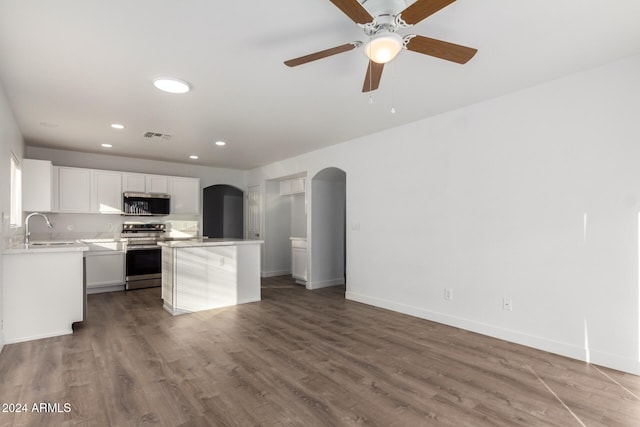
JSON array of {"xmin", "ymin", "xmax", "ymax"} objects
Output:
[
  {"xmin": 284, "ymin": 42, "xmax": 361, "ymax": 67},
  {"xmin": 397, "ymin": 0, "xmax": 456, "ymax": 26},
  {"xmin": 362, "ymin": 60, "xmax": 384, "ymax": 93},
  {"xmin": 405, "ymin": 35, "xmax": 477, "ymax": 64},
  {"xmin": 329, "ymin": 0, "xmax": 374, "ymax": 25}
]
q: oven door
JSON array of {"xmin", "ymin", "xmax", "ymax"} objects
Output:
[{"xmin": 125, "ymin": 246, "xmax": 162, "ymax": 290}]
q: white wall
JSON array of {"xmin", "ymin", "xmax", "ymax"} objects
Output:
[
  {"xmin": 0, "ymin": 82, "xmax": 25, "ymax": 351},
  {"xmin": 248, "ymin": 54, "xmax": 640, "ymax": 375}
]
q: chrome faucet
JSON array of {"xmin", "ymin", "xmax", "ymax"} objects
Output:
[{"xmin": 24, "ymin": 212, "xmax": 53, "ymax": 246}]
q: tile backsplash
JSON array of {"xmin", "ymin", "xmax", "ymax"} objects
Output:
[{"xmin": 25, "ymin": 213, "xmax": 199, "ymax": 241}]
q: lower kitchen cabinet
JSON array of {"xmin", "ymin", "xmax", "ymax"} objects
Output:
[
  {"xmin": 85, "ymin": 251, "xmax": 125, "ymax": 293},
  {"xmin": 291, "ymin": 237, "xmax": 307, "ymax": 284},
  {"xmin": 2, "ymin": 249, "xmax": 85, "ymax": 343}
]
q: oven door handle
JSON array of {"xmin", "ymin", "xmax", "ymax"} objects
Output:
[{"xmin": 126, "ymin": 245, "xmax": 161, "ymax": 250}]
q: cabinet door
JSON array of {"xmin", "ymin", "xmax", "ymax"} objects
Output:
[
  {"xmin": 146, "ymin": 175, "xmax": 169, "ymax": 194},
  {"xmin": 58, "ymin": 167, "xmax": 92, "ymax": 212},
  {"xmin": 175, "ymin": 247, "xmax": 209, "ymax": 311},
  {"xmin": 92, "ymin": 170, "xmax": 122, "ymax": 213},
  {"xmin": 85, "ymin": 252, "xmax": 125, "ymax": 288},
  {"xmin": 279, "ymin": 180, "xmax": 292, "ymax": 195},
  {"xmin": 122, "ymin": 173, "xmax": 146, "ymax": 192},
  {"xmin": 22, "ymin": 159, "xmax": 53, "ymax": 212},
  {"xmin": 292, "ymin": 247, "xmax": 307, "ymax": 281},
  {"xmin": 170, "ymin": 177, "xmax": 200, "ymax": 214},
  {"xmin": 290, "ymin": 178, "xmax": 305, "ymax": 194}
]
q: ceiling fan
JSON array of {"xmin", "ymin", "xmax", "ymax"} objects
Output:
[{"xmin": 284, "ymin": 0, "xmax": 477, "ymax": 92}]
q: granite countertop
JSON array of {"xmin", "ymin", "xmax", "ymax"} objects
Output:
[
  {"xmin": 3, "ymin": 241, "xmax": 89, "ymax": 254},
  {"xmin": 158, "ymin": 238, "xmax": 264, "ymax": 248}
]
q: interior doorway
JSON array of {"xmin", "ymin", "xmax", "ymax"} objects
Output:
[
  {"xmin": 310, "ymin": 167, "xmax": 346, "ymax": 289},
  {"xmin": 202, "ymin": 184, "xmax": 244, "ymax": 238}
]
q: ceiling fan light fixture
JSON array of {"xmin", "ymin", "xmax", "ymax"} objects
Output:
[
  {"xmin": 364, "ymin": 32, "xmax": 403, "ymax": 64},
  {"xmin": 153, "ymin": 77, "xmax": 191, "ymax": 94}
]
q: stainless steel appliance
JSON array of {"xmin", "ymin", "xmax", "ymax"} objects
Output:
[
  {"xmin": 122, "ymin": 222, "xmax": 165, "ymax": 290},
  {"xmin": 123, "ymin": 192, "xmax": 170, "ymax": 216}
]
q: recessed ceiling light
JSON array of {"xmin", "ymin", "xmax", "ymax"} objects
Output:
[
  {"xmin": 111, "ymin": 123, "xmax": 124, "ymax": 129},
  {"xmin": 189, "ymin": 155, "xmax": 199, "ymax": 160},
  {"xmin": 215, "ymin": 140, "xmax": 226, "ymax": 146},
  {"xmin": 101, "ymin": 143, "xmax": 113, "ymax": 148},
  {"xmin": 153, "ymin": 77, "xmax": 191, "ymax": 94}
]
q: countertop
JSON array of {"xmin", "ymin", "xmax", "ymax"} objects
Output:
[
  {"xmin": 3, "ymin": 241, "xmax": 89, "ymax": 255},
  {"xmin": 158, "ymin": 238, "xmax": 264, "ymax": 248}
]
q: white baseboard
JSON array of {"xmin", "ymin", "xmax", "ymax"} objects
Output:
[
  {"xmin": 87, "ymin": 284, "xmax": 125, "ymax": 294},
  {"xmin": 4, "ymin": 328, "xmax": 73, "ymax": 345},
  {"xmin": 261, "ymin": 270, "xmax": 290, "ymax": 278},
  {"xmin": 308, "ymin": 277, "xmax": 345, "ymax": 290},
  {"xmin": 345, "ymin": 291, "xmax": 640, "ymax": 375}
]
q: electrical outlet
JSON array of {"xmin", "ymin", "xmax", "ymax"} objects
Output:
[
  {"xmin": 503, "ymin": 297, "xmax": 513, "ymax": 311},
  {"xmin": 444, "ymin": 288, "xmax": 454, "ymax": 301}
]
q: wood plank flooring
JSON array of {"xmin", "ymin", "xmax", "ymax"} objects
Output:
[{"xmin": 1, "ymin": 275, "xmax": 639, "ymax": 426}]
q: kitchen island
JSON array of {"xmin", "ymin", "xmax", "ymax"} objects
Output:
[
  {"xmin": 2, "ymin": 242, "xmax": 89, "ymax": 343},
  {"xmin": 159, "ymin": 239, "xmax": 263, "ymax": 315}
]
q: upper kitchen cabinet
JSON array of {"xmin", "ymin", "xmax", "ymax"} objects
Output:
[
  {"xmin": 22, "ymin": 159, "xmax": 53, "ymax": 212},
  {"xmin": 122, "ymin": 173, "xmax": 169, "ymax": 194},
  {"xmin": 58, "ymin": 167, "xmax": 122, "ymax": 214},
  {"xmin": 170, "ymin": 177, "xmax": 200, "ymax": 214},
  {"xmin": 91, "ymin": 170, "xmax": 122, "ymax": 213},
  {"xmin": 122, "ymin": 173, "xmax": 146, "ymax": 192},
  {"xmin": 147, "ymin": 175, "xmax": 169, "ymax": 194},
  {"xmin": 57, "ymin": 167, "xmax": 92, "ymax": 212}
]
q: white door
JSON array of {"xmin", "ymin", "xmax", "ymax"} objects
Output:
[{"xmin": 246, "ymin": 185, "xmax": 262, "ymax": 240}]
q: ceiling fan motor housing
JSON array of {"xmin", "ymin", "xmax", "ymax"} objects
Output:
[
  {"xmin": 362, "ymin": 0, "xmax": 407, "ymax": 23},
  {"xmin": 360, "ymin": 0, "xmax": 407, "ymax": 35}
]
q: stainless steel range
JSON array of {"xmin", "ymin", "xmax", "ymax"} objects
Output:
[{"xmin": 122, "ymin": 222, "xmax": 165, "ymax": 290}]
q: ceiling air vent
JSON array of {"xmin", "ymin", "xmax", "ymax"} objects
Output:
[{"xmin": 143, "ymin": 131, "xmax": 172, "ymax": 141}]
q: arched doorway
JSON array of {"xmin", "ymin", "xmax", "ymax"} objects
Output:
[
  {"xmin": 202, "ymin": 184, "xmax": 244, "ymax": 238},
  {"xmin": 310, "ymin": 167, "xmax": 347, "ymax": 289}
]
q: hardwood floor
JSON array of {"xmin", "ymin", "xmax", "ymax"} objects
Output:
[{"xmin": 1, "ymin": 275, "xmax": 639, "ymax": 426}]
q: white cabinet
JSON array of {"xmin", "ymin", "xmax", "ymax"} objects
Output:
[
  {"xmin": 58, "ymin": 167, "xmax": 92, "ymax": 212},
  {"xmin": 279, "ymin": 177, "xmax": 306, "ymax": 195},
  {"xmin": 170, "ymin": 176, "xmax": 200, "ymax": 214},
  {"xmin": 147, "ymin": 175, "xmax": 169, "ymax": 193},
  {"xmin": 53, "ymin": 167, "xmax": 198, "ymax": 215},
  {"xmin": 122, "ymin": 173, "xmax": 170, "ymax": 194},
  {"xmin": 85, "ymin": 251, "xmax": 125, "ymax": 292},
  {"xmin": 57, "ymin": 167, "xmax": 122, "ymax": 213},
  {"xmin": 291, "ymin": 238, "xmax": 307, "ymax": 284},
  {"xmin": 162, "ymin": 242, "xmax": 261, "ymax": 315},
  {"xmin": 2, "ymin": 250, "xmax": 85, "ymax": 343},
  {"xmin": 22, "ymin": 159, "xmax": 53, "ymax": 212},
  {"xmin": 92, "ymin": 170, "xmax": 122, "ymax": 213},
  {"xmin": 122, "ymin": 173, "xmax": 147, "ymax": 192}
]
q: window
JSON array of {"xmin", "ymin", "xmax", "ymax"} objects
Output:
[{"xmin": 10, "ymin": 152, "xmax": 22, "ymax": 227}]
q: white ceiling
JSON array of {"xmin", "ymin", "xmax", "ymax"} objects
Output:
[{"xmin": 1, "ymin": 0, "xmax": 639, "ymax": 170}]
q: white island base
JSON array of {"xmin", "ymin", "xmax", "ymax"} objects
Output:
[
  {"xmin": 2, "ymin": 244, "xmax": 87, "ymax": 343},
  {"xmin": 160, "ymin": 239, "xmax": 262, "ymax": 315}
]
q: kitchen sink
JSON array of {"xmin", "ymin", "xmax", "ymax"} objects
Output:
[{"xmin": 29, "ymin": 241, "xmax": 78, "ymax": 246}]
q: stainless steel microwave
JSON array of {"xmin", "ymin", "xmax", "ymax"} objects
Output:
[{"xmin": 122, "ymin": 192, "xmax": 170, "ymax": 216}]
